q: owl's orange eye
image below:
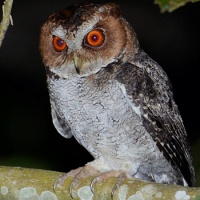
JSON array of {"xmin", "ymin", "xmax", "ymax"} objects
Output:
[
  {"xmin": 53, "ymin": 36, "xmax": 67, "ymax": 52},
  {"xmin": 86, "ymin": 29, "xmax": 105, "ymax": 47}
]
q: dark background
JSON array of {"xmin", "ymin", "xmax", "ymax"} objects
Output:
[{"xmin": 0, "ymin": 0, "xmax": 200, "ymax": 185}]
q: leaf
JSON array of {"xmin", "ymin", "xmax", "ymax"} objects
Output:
[
  {"xmin": 154, "ymin": 0, "xmax": 200, "ymax": 12},
  {"xmin": 0, "ymin": 0, "xmax": 14, "ymax": 47}
]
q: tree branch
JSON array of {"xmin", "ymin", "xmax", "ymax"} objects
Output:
[
  {"xmin": 0, "ymin": 0, "xmax": 13, "ymax": 48},
  {"xmin": 0, "ymin": 166, "xmax": 200, "ymax": 200}
]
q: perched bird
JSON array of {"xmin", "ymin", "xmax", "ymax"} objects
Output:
[{"xmin": 39, "ymin": 3, "xmax": 195, "ymax": 188}]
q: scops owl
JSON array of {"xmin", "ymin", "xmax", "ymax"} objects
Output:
[{"xmin": 39, "ymin": 3, "xmax": 195, "ymax": 187}]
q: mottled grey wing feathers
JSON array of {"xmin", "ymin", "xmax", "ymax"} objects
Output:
[
  {"xmin": 51, "ymin": 101, "xmax": 72, "ymax": 138},
  {"xmin": 115, "ymin": 50, "xmax": 195, "ymax": 186}
]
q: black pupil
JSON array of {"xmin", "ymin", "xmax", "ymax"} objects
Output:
[
  {"xmin": 91, "ymin": 35, "xmax": 98, "ymax": 41},
  {"xmin": 57, "ymin": 39, "xmax": 64, "ymax": 46}
]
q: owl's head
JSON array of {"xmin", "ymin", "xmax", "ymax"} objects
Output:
[{"xmin": 39, "ymin": 3, "xmax": 139, "ymax": 78}]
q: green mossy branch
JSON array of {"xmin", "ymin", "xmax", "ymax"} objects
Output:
[
  {"xmin": 0, "ymin": 166, "xmax": 200, "ymax": 200},
  {"xmin": 155, "ymin": 0, "xmax": 200, "ymax": 12},
  {"xmin": 0, "ymin": 0, "xmax": 13, "ymax": 47}
]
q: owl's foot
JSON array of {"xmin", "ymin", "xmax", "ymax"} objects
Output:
[
  {"xmin": 54, "ymin": 167, "xmax": 132, "ymax": 199},
  {"xmin": 111, "ymin": 172, "xmax": 132, "ymax": 199},
  {"xmin": 54, "ymin": 166, "xmax": 100, "ymax": 198},
  {"xmin": 69, "ymin": 165, "xmax": 100, "ymax": 198},
  {"xmin": 91, "ymin": 171, "xmax": 132, "ymax": 199},
  {"xmin": 90, "ymin": 170, "xmax": 122, "ymax": 193},
  {"xmin": 53, "ymin": 167, "xmax": 83, "ymax": 191}
]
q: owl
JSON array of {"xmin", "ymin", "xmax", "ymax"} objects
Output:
[{"xmin": 39, "ymin": 2, "xmax": 195, "ymax": 189}]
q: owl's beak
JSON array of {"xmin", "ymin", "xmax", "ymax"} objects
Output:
[{"xmin": 73, "ymin": 55, "xmax": 81, "ymax": 74}]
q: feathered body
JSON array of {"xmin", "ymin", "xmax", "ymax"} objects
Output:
[{"xmin": 40, "ymin": 3, "xmax": 195, "ymax": 187}]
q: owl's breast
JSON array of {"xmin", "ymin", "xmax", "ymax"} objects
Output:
[
  {"xmin": 48, "ymin": 75, "xmax": 161, "ymax": 173},
  {"xmin": 48, "ymin": 75, "xmax": 136, "ymax": 133}
]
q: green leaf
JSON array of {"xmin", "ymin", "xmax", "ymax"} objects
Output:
[{"xmin": 155, "ymin": 0, "xmax": 200, "ymax": 12}]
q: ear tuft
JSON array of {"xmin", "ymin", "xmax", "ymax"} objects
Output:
[{"xmin": 104, "ymin": 3, "xmax": 121, "ymax": 18}]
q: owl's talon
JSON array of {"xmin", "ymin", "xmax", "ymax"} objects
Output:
[
  {"xmin": 111, "ymin": 172, "xmax": 128, "ymax": 199},
  {"xmin": 89, "ymin": 170, "xmax": 127, "ymax": 199},
  {"xmin": 53, "ymin": 174, "xmax": 65, "ymax": 192},
  {"xmin": 67, "ymin": 165, "xmax": 100, "ymax": 197},
  {"xmin": 53, "ymin": 167, "xmax": 83, "ymax": 194},
  {"xmin": 69, "ymin": 177, "xmax": 80, "ymax": 198},
  {"xmin": 111, "ymin": 185, "xmax": 117, "ymax": 200},
  {"xmin": 90, "ymin": 177, "xmax": 99, "ymax": 194},
  {"xmin": 69, "ymin": 183, "xmax": 78, "ymax": 199}
]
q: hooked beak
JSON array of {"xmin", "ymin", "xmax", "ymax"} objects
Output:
[{"xmin": 73, "ymin": 55, "xmax": 81, "ymax": 74}]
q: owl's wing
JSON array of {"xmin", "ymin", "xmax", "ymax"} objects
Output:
[
  {"xmin": 115, "ymin": 50, "xmax": 195, "ymax": 186},
  {"xmin": 51, "ymin": 101, "xmax": 72, "ymax": 138}
]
